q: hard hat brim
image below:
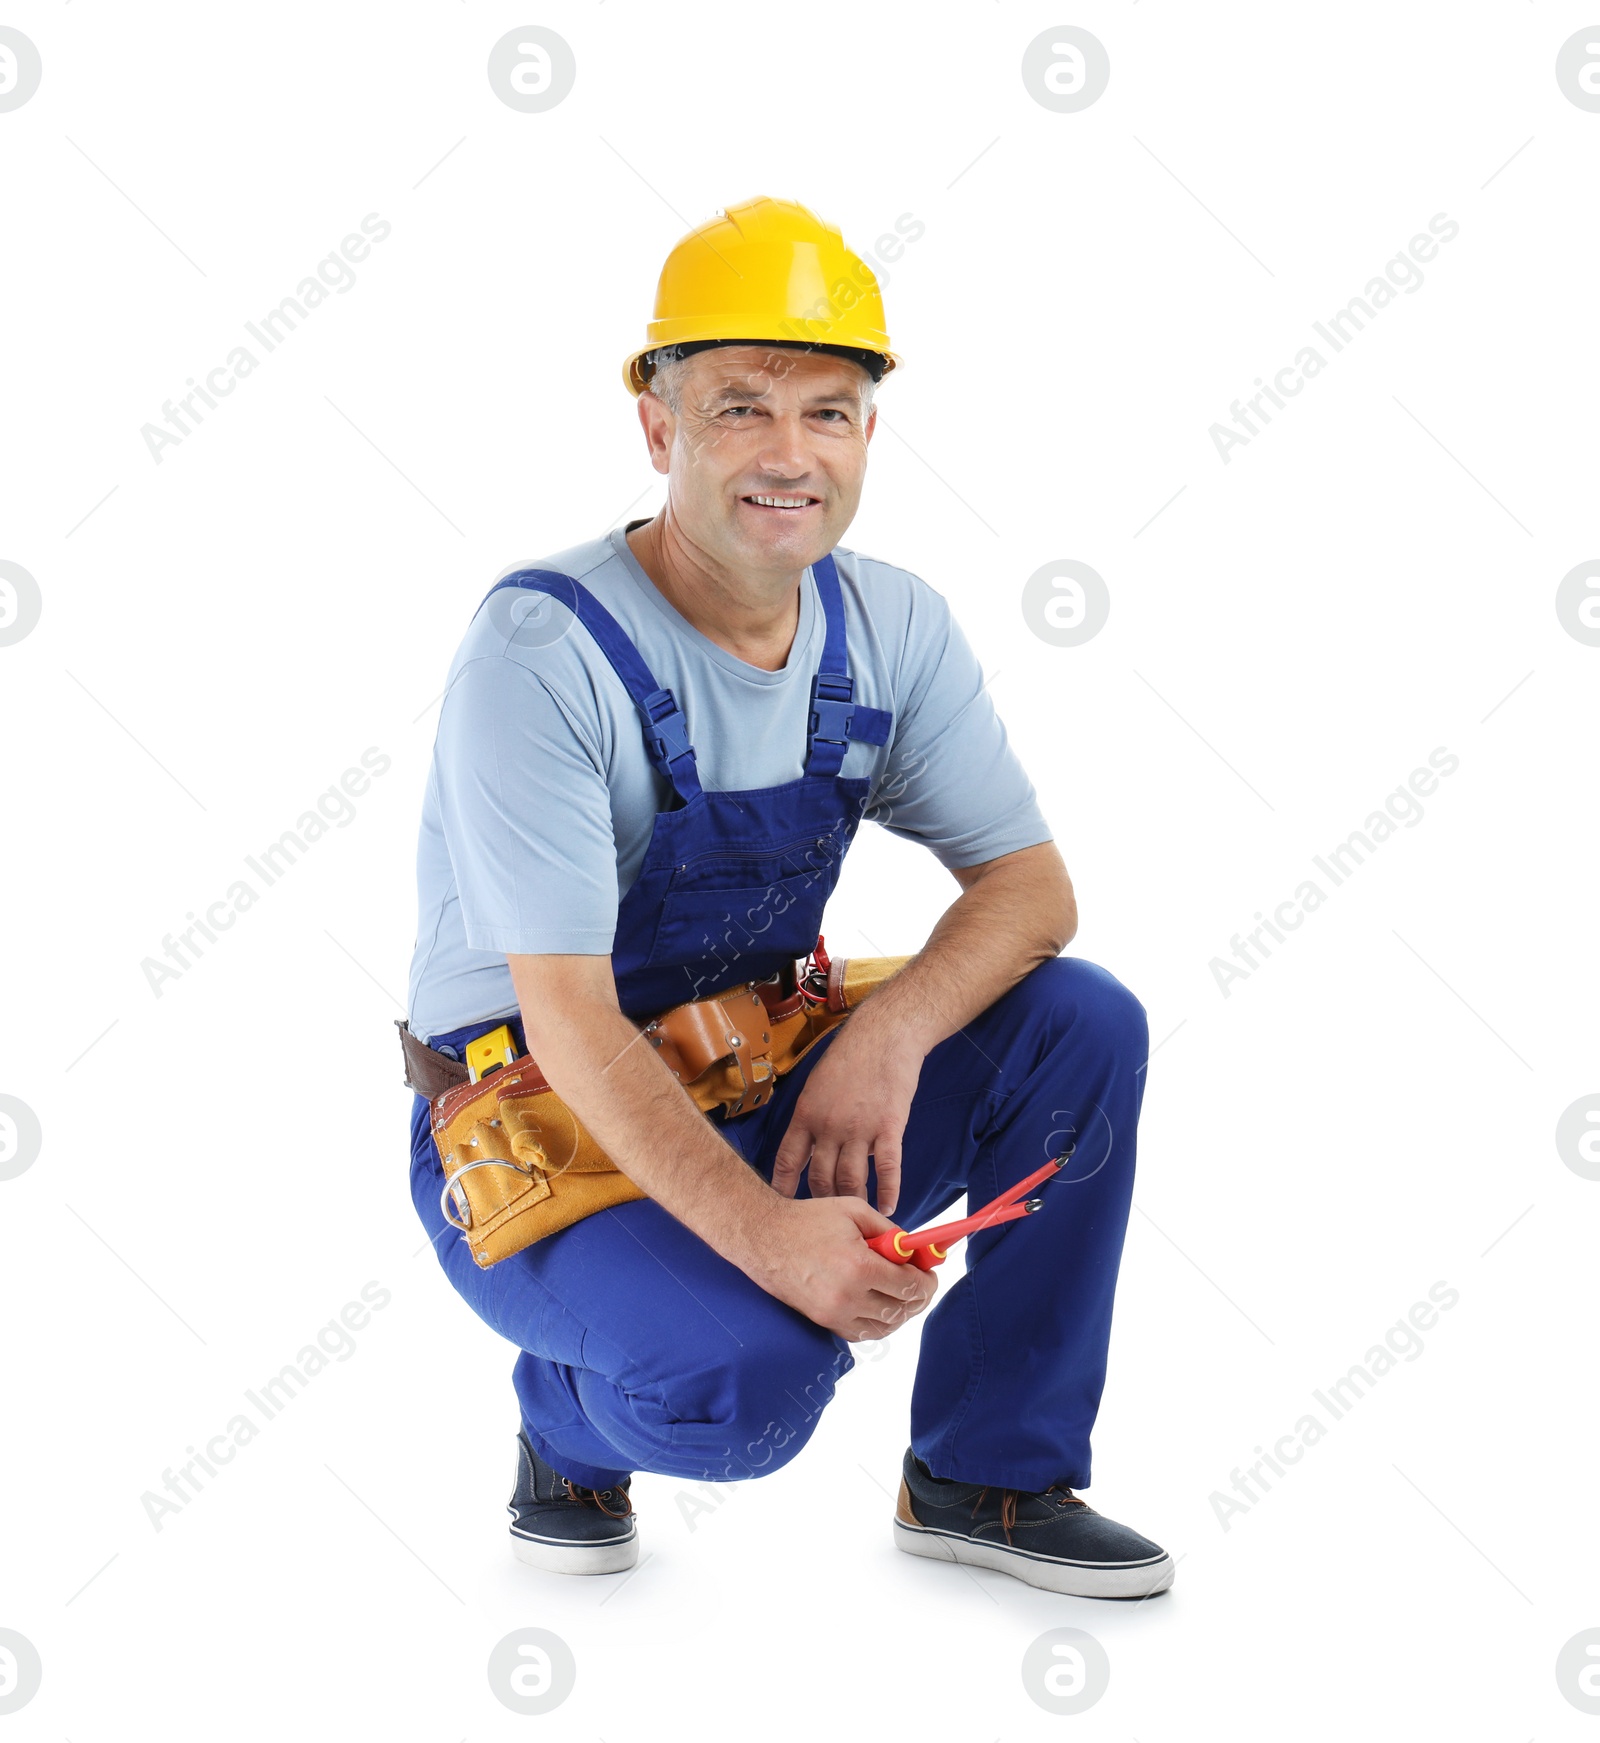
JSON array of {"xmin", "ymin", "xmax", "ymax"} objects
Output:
[{"xmin": 623, "ymin": 338, "xmax": 900, "ymax": 398}]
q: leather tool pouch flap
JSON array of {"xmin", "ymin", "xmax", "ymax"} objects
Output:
[
  {"xmin": 431, "ymin": 1059, "xmax": 646, "ymax": 1268},
  {"xmin": 645, "ymin": 986, "xmax": 780, "ymax": 1116}
]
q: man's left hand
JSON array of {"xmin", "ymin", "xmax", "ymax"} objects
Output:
[{"xmin": 770, "ymin": 1027, "xmax": 924, "ymax": 1216}]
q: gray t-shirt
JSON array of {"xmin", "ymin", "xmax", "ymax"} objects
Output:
[{"xmin": 406, "ymin": 524, "xmax": 1052, "ymax": 1040}]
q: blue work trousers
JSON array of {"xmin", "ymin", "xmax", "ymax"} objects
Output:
[{"xmin": 408, "ymin": 957, "xmax": 1148, "ymax": 1494}]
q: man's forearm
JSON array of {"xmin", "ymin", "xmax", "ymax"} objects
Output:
[
  {"xmin": 509, "ymin": 974, "xmax": 783, "ymax": 1273},
  {"xmin": 843, "ymin": 841, "xmax": 1076, "ymax": 1060}
]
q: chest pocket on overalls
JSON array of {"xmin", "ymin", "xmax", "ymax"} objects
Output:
[{"xmin": 643, "ymin": 830, "xmax": 853, "ymax": 970}]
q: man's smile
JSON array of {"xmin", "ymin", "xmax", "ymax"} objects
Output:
[{"xmin": 740, "ymin": 493, "xmax": 821, "ymax": 513}]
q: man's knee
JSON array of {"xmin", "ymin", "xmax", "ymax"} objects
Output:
[
  {"xmin": 679, "ymin": 1320, "xmax": 853, "ymax": 1483},
  {"xmin": 1021, "ymin": 956, "xmax": 1149, "ymax": 1057}
]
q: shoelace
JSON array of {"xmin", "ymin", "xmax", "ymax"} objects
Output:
[
  {"xmin": 562, "ymin": 1476, "xmax": 634, "ymax": 1520},
  {"xmin": 970, "ymin": 1481, "xmax": 1085, "ymax": 1547}
]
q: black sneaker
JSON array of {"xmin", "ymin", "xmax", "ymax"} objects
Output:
[
  {"xmin": 893, "ymin": 1447, "xmax": 1174, "ymax": 1599},
  {"xmin": 507, "ymin": 1426, "xmax": 639, "ymax": 1575}
]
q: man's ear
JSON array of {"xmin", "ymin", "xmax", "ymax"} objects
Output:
[
  {"xmin": 637, "ymin": 391, "xmax": 674, "ymax": 477},
  {"xmin": 864, "ymin": 403, "xmax": 877, "ymax": 444}
]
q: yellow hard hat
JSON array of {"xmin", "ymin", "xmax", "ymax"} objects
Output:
[{"xmin": 622, "ymin": 196, "xmax": 900, "ymax": 397}]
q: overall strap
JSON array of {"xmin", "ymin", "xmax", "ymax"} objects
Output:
[
  {"xmin": 478, "ymin": 569, "xmax": 702, "ymax": 803},
  {"xmin": 805, "ymin": 553, "xmax": 893, "ymax": 777}
]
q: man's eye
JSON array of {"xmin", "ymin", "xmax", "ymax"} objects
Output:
[
  {"xmin": 722, "ymin": 405, "xmax": 755, "ymax": 418},
  {"xmin": 816, "ymin": 409, "xmax": 847, "ymax": 423}
]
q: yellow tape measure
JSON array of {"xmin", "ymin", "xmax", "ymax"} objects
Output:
[{"xmin": 464, "ymin": 1023, "xmax": 518, "ymax": 1083}]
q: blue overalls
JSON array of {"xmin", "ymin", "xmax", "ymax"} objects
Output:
[{"xmin": 409, "ymin": 555, "xmax": 1149, "ymax": 1494}]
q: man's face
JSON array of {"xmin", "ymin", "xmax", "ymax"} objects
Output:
[{"xmin": 640, "ymin": 346, "xmax": 876, "ymax": 574}]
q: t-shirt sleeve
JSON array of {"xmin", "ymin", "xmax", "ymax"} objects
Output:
[
  {"xmin": 433, "ymin": 653, "xmax": 620, "ymax": 954},
  {"xmin": 872, "ymin": 581, "xmax": 1054, "ymax": 868}
]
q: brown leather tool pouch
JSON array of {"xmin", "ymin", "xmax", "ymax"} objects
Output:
[{"xmin": 402, "ymin": 955, "xmax": 910, "ymax": 1269}]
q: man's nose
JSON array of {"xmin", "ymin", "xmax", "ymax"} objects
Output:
[{"xmin": 753, "ymin": 412, "xmax": 812, "ymax": 480}]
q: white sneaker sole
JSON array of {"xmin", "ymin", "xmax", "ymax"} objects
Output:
[
  {"xmin": 894, "ymin": 1516, "xmax": 1174, "ymax": 1600},
  {"xmin": 510, "ymin": 1527, "xmax": 639, "ymax": 1576}
]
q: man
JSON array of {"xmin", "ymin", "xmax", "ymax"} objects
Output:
[{"xmin": 405, "ymin": 197, "xmax": 1172, "ymax": 1598}]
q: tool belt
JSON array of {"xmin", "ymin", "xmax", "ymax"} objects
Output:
[{"xmin": 397, "ymin": 954, "xmax": 911, "ymax": 1270}]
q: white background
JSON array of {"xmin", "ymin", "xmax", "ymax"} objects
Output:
[{"xmin": 3, "ymin": 2, "xmax": 1598, "ymax": 1737}]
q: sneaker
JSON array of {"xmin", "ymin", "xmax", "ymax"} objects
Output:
[
  {"xmin": 507, "ymin": 1425, "xmax": 639, "ymax": 1575},
  {"xmin": 893, "ymin": 1447, "xmax": 1174, "ymax": 1599}
]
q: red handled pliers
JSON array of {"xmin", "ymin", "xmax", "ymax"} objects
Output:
[{"xmin": 864, "ymin": 1155, "xmax": 1067, "ymax": 1271}]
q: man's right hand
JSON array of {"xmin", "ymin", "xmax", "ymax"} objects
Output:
[{"xmin": 743, "ymin": 1196, "xmax": 938, "ymax": 1343}]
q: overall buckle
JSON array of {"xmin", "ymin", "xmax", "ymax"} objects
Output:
[
  {"xmin": 808, "ymin": 673, "xmax": 855, "ymax": 745},
  {"xmin": 641, "ymin": 688, "xmax": 694, "ymax": 771}
]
